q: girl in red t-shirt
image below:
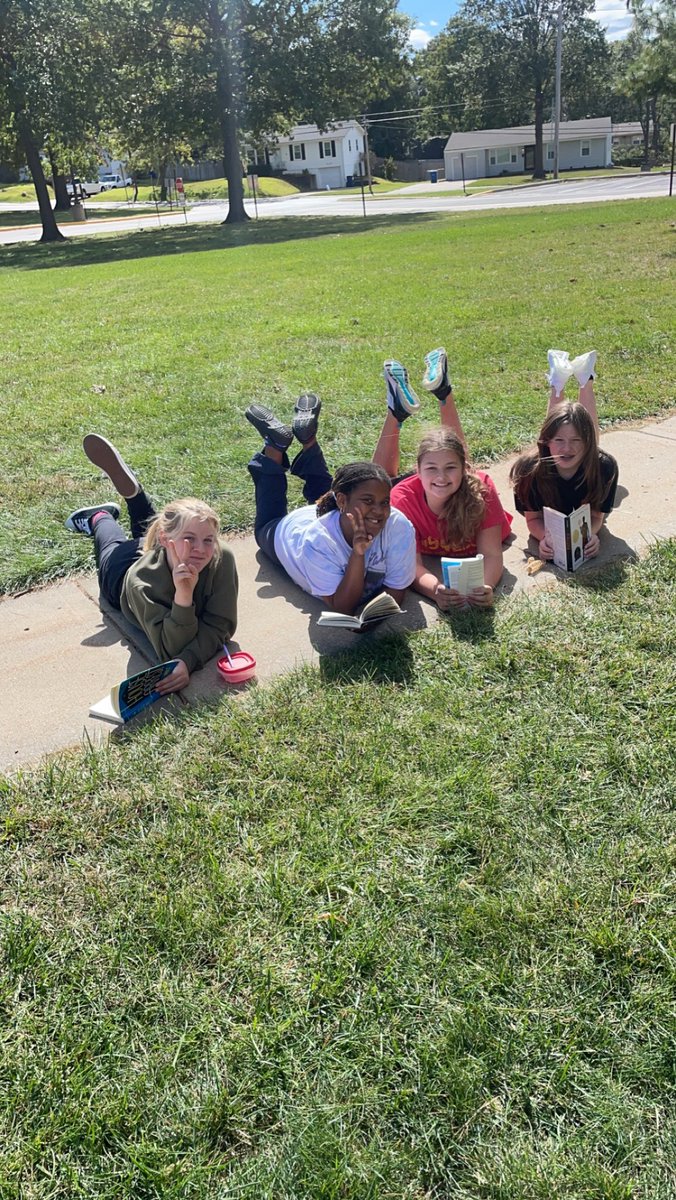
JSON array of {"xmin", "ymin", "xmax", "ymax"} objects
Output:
[{"xmin": 374, "ymin": 352, "xmax": 512, "ymax": 610}]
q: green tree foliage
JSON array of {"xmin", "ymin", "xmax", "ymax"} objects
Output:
[
  {"xmin": 417, "ymin": 0, "xmax": 608, "ymax": 177},
  {"xmin": 0, "ymin": 0, "xmax": 107, "ymax": 239},
  {"xmin": 613, "ymin": 0, "xmax": 675, "ymax": 162}
]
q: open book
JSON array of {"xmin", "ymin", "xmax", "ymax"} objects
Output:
[
  {"xmin": 317, "ymin": 592, "xmax": 403, "ymax": 631},
  {"xmin": 441, "ymin": 554, "xmax": 484, "ymax": 595},
  {"xmin": 543, "ymin": 503, "xmax": 591, "ymax": 572},
  {"xmin": 89, "ymin": 659, "xmax": 180, "ymax": 725}
]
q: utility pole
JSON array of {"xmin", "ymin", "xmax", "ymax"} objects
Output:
[
  {"xmin": 362, "ymin": 116, "xmax": 374, "ymax": 195},
  {"xmin": 553, "ymin": 0, "xmax": 563, "ymax": 179}
]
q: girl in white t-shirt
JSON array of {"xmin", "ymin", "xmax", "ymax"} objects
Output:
[{"xmin": 245, "ymin": 397, "xmax": 416, "ymax": 615}]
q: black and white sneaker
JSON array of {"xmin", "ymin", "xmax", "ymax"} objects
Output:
[
  {"xmin": 65, "ymin": 503, "xmax": 120, "ymax": 536},
  {"xmin": 245, "ymin": 405, "xmax": 293, "ymax": 451},
  {"xmin": 83, "ymin": 433, "xmax": 140, "ymax": 499},
  {"xmin": 293, "ymin": 393, "xmax": 321, "ymax": 444}
]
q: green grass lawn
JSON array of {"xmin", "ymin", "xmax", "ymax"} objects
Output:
[
  {"xmin": 1, "ymin": 197, "xmax": 673, "ymax": 596},
  {"xmin": 1, "ymin": 541, "xmax": 674, "ymax": 1198}
]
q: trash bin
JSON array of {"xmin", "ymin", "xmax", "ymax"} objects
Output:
[
  {"xmin": 346, "ymin": 175, "xmax": 353, "ymax": 187},
  {"xmin": 428, "ymin": 170, "xmax": 438, "ymax": 184}
]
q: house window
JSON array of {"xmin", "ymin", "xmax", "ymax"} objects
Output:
[
  {"xmin": 323, "ymin": 141, "xmax": 332, "ymax": 156},
  {"xmin": 632, "ymin": 136, "xmax": 641, "ymax": 145},
  {"xmin": 493, "ymin": 147, "xmax": 510, "ymax": 165},
  {"xmin": 547, "ymin": 147, "xmax": 554, "ymax": 160},
  {"xmin": 511, "ymin": 154, "xmax": 517, "ymax": 163},
  {"xmin": 580, "ymin": 140, "xmax": 590, "ymax": 157},
  {"xmin": 348, "ymin": 139, "xmax": 351, "ymax": 151},
  {"xmin": 291, "ymin": 143, "xmax": 305, "ymax": 161}
]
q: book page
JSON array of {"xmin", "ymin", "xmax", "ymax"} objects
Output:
[{"xmin": 441, "ymin": 555, "xmax": 484, "ymax": 595}]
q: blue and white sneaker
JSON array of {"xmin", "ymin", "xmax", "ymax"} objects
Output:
[
  {"xmin": 547, "ymin": 349, "xmax": 574, "ymax": 398},
  {"xmin": 65, "ymin": 503, "xmax": 120, "ymax": 536},
  {"xmin": 383, "ymin": 360, "xmax": 421, "ymax": 423},
  {"xmin": 422, "ymin": 347, "xmax": 451, "ymax": 396}
]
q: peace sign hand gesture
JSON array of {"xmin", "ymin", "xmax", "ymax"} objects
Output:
[
  {"xmin": 344, "ymin": 508, "xmax": 373, "ymax": 558},
  {"xmin": 169, "ymin": 537, "xmax": 199, "ymax": 605}
]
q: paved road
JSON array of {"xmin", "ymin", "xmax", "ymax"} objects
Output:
[{"xmin": 0, "ymin": 174, "xmax": 669, "ymax": 245}]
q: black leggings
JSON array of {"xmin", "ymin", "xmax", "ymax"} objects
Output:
[{"xmin": 94, "ymin": 490, "xmax": 155, "ymax": 609}]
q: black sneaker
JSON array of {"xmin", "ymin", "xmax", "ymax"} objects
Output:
[
  {"xmin": 293, "ymin": 393, "xmax": 321, "ymax": 444},
  {"xmin": 83, "ymin": 433, "xmax": 139, "ymax": 499},
  {"xmin": 245, "ymin": 405, "xmax": 293, "ymax": 451},
  {"xmin": 65, "ymin": 503, "xmax": 120, "ymax": 536}
]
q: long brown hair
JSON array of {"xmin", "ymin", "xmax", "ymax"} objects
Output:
[
  {"xmin": 416, "ymin": 429, "xmax": 485, "ymax": 548},
  {"xmin": 315, "ymin": 462, "xmax": 391, "ymax": 516},
  {"xmin": 510, "ymin": 402, "xmax": 604, "ymax": 510}
]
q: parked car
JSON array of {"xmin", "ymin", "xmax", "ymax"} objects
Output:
[
  {"xmin": 66, "ymin": 177, "xmax": 104, "ymax": 197},
  {"xmin": 99, "ymin": 172, "xmax": 132, "ymax": 189}
]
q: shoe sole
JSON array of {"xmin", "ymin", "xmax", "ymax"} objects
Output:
[
  {"xmin": 294, "ymin": 393, "xmax": 321, "ymax": 416},
  {"xmin": 384, "ymin": 362, "xmax": 420, "ymax": 414},
  {"xmin": 422, "ymin": 348, "xmax": 447, "ymax": 392},
  {"xmin": 83, "ymin": 434, "xmax": 139, "ymax": 499},
  {"xmin": 245, "ymin": 405, "xmax": 293, "ymax": 449},
  {"xmin": 292, "ymin": 413, "xmax": 318, "ymax": 444}
]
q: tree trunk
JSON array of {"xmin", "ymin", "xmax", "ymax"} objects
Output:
[
  {"xmin": 209, "ymin": 0, "xmax": 248, "ymax": 224},
  {"xmin": 650, "ymin": 97, "xmax": 660, "ymax": 156},
  {"xmin": 159, "ymin": 160, "xmax": 168, "ymax": 202},
  {"xmin": 48, "ymin": 148, "xmax": 71, "ymax": 210},
  {"xmin": 532, "ymin": 83, "xmax": 546, "ymax": 179},
  {"xmin": 18, "ymin": 120, "xmax": 65, "ymax": 242}
]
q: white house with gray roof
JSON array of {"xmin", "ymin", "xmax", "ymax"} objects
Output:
[
  {"xmin": 444, "ymin": 118, "xmax": 613, "ymax": 181},
  {"xmin": 267, "ymin": 121, "xmax": 366, "ymax": 189}
]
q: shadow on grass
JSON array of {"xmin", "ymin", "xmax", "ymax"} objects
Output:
[
  {"xmin": 0, "ymin": 212, "xmax": 445, "ymax": 272},
  {"xmin": 319, "ymin": 631, "xmax": 415, "ymax": 685}
]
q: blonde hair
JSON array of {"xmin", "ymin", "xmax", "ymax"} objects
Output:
[
  {"xmin": 143, "ymin": 498, "xmax": 221, "ymax": 562},
  {"xmin": 416, "ymin": 428, "xmax": 485, "ymax": 548}
]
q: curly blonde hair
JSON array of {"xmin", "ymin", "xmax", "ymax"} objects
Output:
[
  {"xmin": 416, "ymin": 429, "xmax": 486, "ymax": 549},
  {"xmin": 143, "ymin": 498, "xmax": 221, "ymax": 563}
]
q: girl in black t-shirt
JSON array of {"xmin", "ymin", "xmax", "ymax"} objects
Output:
[{"xmin": 510, "ymin": 350, "xmax": 619, "ymax": 562}]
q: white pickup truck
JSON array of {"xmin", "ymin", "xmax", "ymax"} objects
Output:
[{"xmin": 99, "ymin": 172, "xmax": 133, "ymax": 190}]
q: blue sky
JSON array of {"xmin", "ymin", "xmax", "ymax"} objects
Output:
[{"xmin": 401, "ymin": 0, "xmax": 634, "ymax": 49}]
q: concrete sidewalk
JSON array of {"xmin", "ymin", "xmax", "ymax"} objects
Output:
[{"xmin": 2, "ymin": 415, "xmax": 674, "ymax": 774}]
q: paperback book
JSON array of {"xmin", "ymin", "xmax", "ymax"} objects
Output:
[
  {"xmin": 440, "ymin": 554, "xmax": 484, "ymax": 594},
  {"xmin": 89, "ymin": 660, "xmax": 180, "ymax": 725},
  {"xmin": 317, "ymin": 592, "xmax": 403, "ymax": 631},
  {"xmin": 542, "ymin": 503, "xmax": 591, "ymax": 572}
]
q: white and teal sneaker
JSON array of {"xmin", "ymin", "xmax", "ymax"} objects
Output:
[
  {"xmin": 383, "ymin": 360, "xmax": 421, "ymax": 423},
  {"xmin": 547, "ymin": 349, "xmax": 574, "ymax": 398},
  {"xmin": 422, "ymin": 347, "xmax": 449, "ymax": 394}
]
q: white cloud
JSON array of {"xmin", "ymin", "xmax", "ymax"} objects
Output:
[
  {"xmin": 409, "ymin": 26, "xmax": 432, "ymax": 49},
  {"xmin": 593, "ymin": 0, "xmax": 633, "ymax": 40},
  {"xmin": 429, "ymin": 19, "xmax": 439, "ymax": 26}
]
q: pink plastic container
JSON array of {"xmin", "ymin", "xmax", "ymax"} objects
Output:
[{"xmin": 217, "ymin": 651, "xmax": 257, "ymax": 685}]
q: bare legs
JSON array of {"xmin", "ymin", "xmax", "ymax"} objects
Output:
[{"xmin": 372, "ymin": 389, "xmax": 468, "ymax": 476}]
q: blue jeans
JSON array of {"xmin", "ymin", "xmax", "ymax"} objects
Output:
[
  {"xmin": 94, "ymin": 490, "xmax": 155, "ymax": 609},
  {"xmin": 248, "ymin": 443, "xmax": 332, "ymax": 564}
]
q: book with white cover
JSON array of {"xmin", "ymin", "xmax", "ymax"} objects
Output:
[
  {"xmin": 542, "ymin": 503, "xmax": 591, "ymax": 571},
  {"xmin": 440, "ymin": 554, "xmax": 484, "ymax": 595}
]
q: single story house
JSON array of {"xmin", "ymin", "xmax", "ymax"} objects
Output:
[
  {"xmin": 444, "ymin": 118, "xmax": 612, "ymax": 181},
  {"xmin": 611, "ymin": 122, "xmax": 645, "ymax": 147},
  {"xmin": 266, "ymin": 121, "xmax": 366, "ymax": 189}
]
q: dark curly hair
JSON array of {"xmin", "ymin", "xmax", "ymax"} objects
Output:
[{"xmin": 315, "ymin": 462, "xmax": 392, "ymax": 516}]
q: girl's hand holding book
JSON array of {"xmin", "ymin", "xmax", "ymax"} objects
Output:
[
  {"xmin": 583, "ymin": 532, "xmax": 600, "ymax": 559},
  {"xmin": 538, "ymin": 533, "xmax": 555, "ymax": 561},
  {"xmin": 155, "ymin": 659, "xmax": 190, "ymax": 695},
  {"xmin": 467, "ymin": 584, "xmax": 494, "ymax": 609}
]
